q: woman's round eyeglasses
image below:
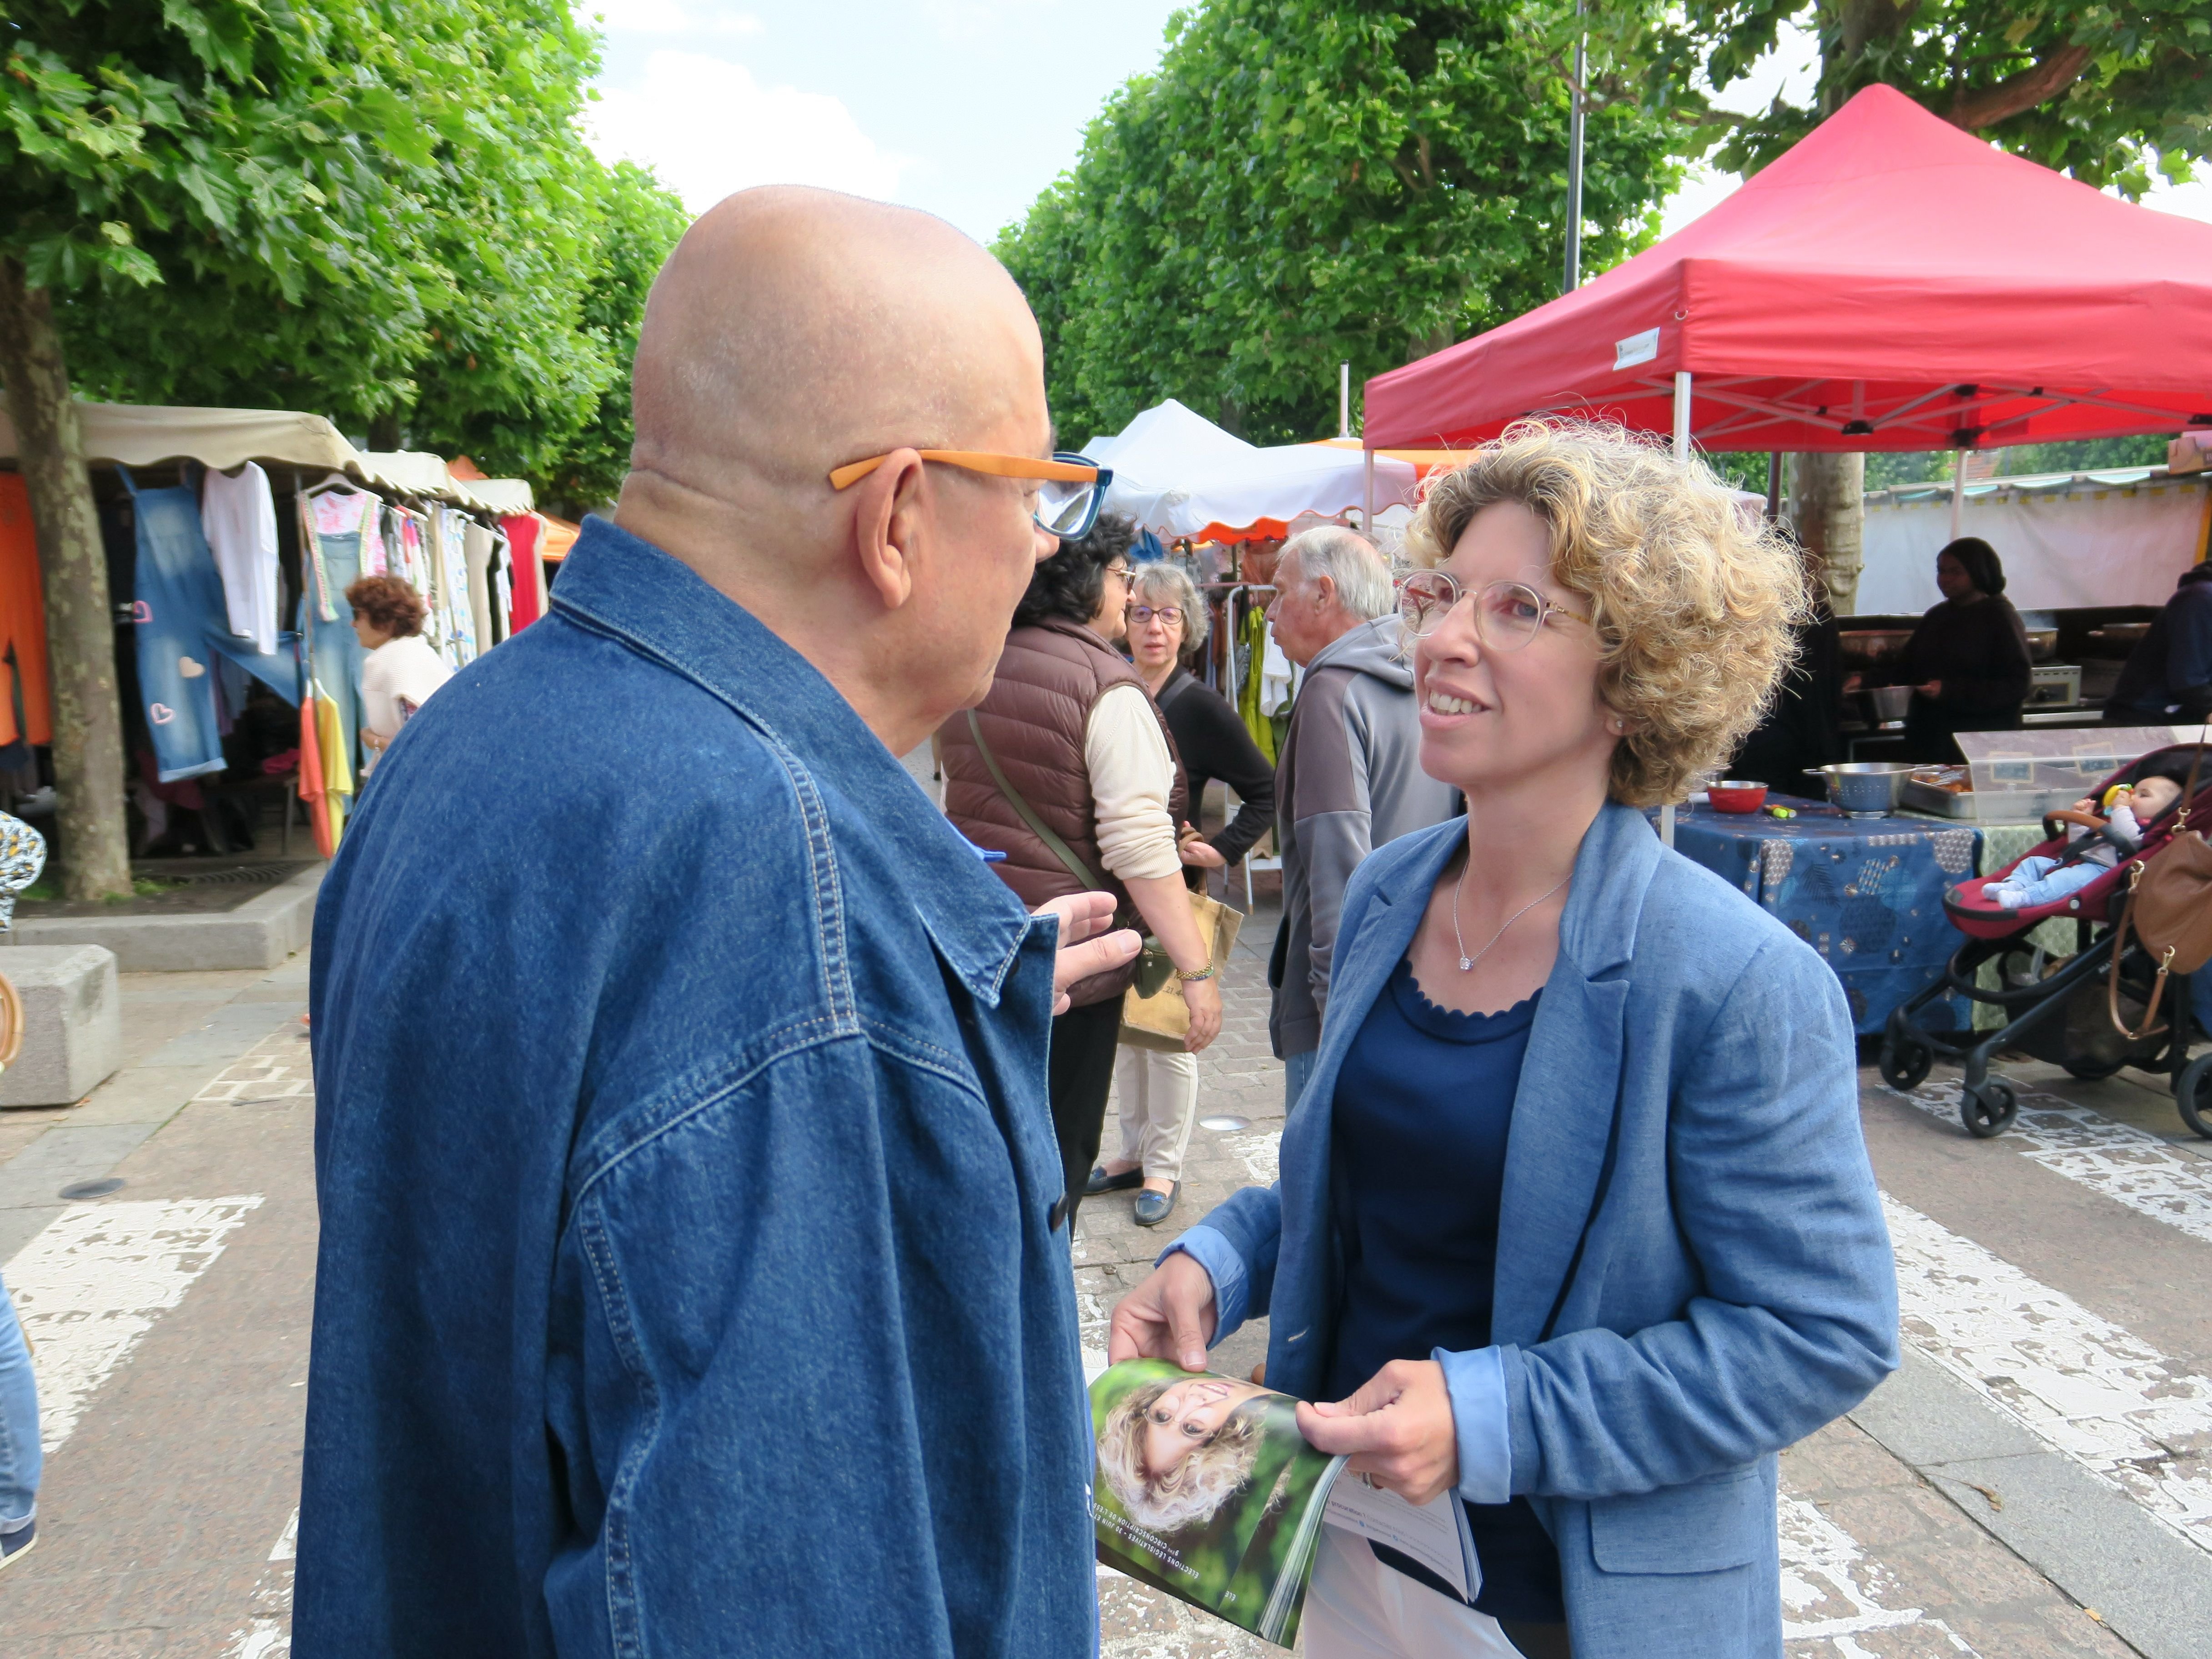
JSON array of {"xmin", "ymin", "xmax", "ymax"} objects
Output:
[
  {"xmin": 1128, "ymin": 604, "xmax": 1183, "ymax": 628},
  {"xmin": 1398, "ymin": 572, "xmax": 1589, "ymax": 651}
]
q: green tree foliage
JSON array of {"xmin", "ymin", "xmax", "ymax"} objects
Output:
[
  {"xmin": 7, "ymin": 1, "xmax": 686, "ymax": 499},
  {"xmin": 529, "ymin": 161, "xmax": 692, "ymax": 516},
  {"xmin": 995, "ymin": 0, "xmax": 1682, "ymax": 447},
  {"xmin": 1578, "ymin": 1, "xmax": 2212, "ymax": 192}
]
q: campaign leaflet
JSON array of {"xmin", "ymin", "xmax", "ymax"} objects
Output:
[{"xmin": 1087, "ymin": 1359, "xmax": 1346, "ymax": 1648}]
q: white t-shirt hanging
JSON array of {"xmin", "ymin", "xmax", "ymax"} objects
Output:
[{"xmin": 201, "ymin": 463, "xmax": 280, "ymax": 656}]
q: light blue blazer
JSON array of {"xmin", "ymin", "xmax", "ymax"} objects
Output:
[{"xmin": 1189, "ymin": 801, "xmax": 1899, "ymax": 1657}]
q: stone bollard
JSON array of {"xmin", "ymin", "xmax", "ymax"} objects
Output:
[{"xmin": 0, "ymin": 945, "xmax": 123, "ymax": 1108}]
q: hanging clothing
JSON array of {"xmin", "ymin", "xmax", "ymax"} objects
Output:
[
  {"xmin": 298, "ymin": 511, "xmax": 367, "ymax": 778},
  {"xmin": 501, "ymin": 514, "xmax": 548, "ymax": 630},
  {"xmin": 0, "ymin": 475, "xmax": 52, "ymax": 749},
  {"xmin": 122, "ymin": 466, "xmax": 245, "ymax": 781},
  {"xmin": 201, "ymin": 462, "xmax": 282, "ymax": 657},
  {"xmin": 1236, "ymin": 599, "xmax": 1277, "ymax": 764},
  {"xmin": 463, "ymin": 521, "xmax": 496, "ymax": 660},
  {"xmin": 298, "ymin": 693, "xmax": 336, "ymax": 859}
]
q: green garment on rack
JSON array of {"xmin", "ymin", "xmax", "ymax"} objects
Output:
[{"xmin": 1238, "ymin": 602, "xmax": 1277, "ymax": 764}]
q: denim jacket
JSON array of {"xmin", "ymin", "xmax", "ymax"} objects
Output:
[{"xmin": 298, "ymin": 517, "xmax": 1096, "ymax": 1657}]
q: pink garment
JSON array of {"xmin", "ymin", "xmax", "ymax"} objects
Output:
[{"xmin": 311, "ymin": 489, "xmax": 372, "ymax": 537}]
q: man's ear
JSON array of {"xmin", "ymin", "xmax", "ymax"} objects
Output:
[
  {"xmin": 850, "ymin": 448, "xmax": 926, "ymax": 611},
  {"xmin": 1311, "ymin": 573, "xmax": 1336, "ymax": 611}
]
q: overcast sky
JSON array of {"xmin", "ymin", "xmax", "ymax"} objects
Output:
[{"xmin": 583, "ymin": 1, "xmax": 2212, "ymax": 256}]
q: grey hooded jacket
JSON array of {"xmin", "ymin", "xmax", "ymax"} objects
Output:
[{"xmin": 1268, "ymin": 616, "xmax": 1458, "ymax": 1058}]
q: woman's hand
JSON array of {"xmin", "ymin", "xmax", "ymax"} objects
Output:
[
  {"xmin": 361, "ymin": 728, "xmax": 389, "ymax": 754},
  {"xmin": 1915, "ymin": 679, "xmax": 1943, "ymax": 699},
  {"xmin": 1178, "ymin": 824, "xmax": 1227, "ymax": 870},
  {"xmin": 1296, "ymin": 1360, "xmax": 1460, "ymax": 1507},
  {"xmin": 1108, "ymin": 1251, "xmax": 1218, "ymax": 1371},
  {"xmin": 1033, "ymin": 893, "xmax": 1141, "ymax": 1015},
  {"xmin": 1181, "ymin": 974, "xmax": 1222, "ymax": 1052}
]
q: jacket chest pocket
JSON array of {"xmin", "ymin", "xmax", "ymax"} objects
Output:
[{"xmin": 1587, "ymin": 1465, "xmax": 1766, "ymax": 1575}]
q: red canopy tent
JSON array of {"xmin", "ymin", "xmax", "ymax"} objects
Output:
[{"xmin": 1363, "ymin": 85, "xmax": 2212, "ymax": 466}]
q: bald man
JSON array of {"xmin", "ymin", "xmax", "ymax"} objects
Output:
[{"xmin": 297, "ymin": 189, "xmax": 1132, "ymax": 1657}]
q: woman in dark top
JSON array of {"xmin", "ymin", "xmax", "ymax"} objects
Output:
[
  {"xmin": 1108, "ymin": 423, "xmax": 1895, "ymax": 1658},
  {"xmin": 1089, "ymin": 561, "xmax": 1277, "ymax": 1227},
  {"xmin": 1875, "ymin": 537, "xmax": 2032, "ymax": 760}
]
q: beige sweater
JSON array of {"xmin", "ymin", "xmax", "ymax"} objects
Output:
[{"xmin": 1085, "ymin": 683, "xmax": 1181, "ymax": 882}]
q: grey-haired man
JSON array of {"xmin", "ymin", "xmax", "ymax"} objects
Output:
[{"xmin": 1265, "ymin": 528, "xmax": 1457, "ymax": 1110}]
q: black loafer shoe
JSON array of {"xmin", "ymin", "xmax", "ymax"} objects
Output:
[
  {"xmin": 0, "ymin": 1519, "xmax": 35, "ymax": 1574},
  {"xmin": 1134, "ymin": 1182, "xmax": 1181, "ymax": 1227},
  {"xmin": 1085, "ymin": 1165, "xmax": 1144, "ymax": 1196}
]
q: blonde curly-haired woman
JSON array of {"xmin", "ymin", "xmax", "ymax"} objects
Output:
[{"xmin": 1111, "ymin": 422, "xmax": 1898, "ymax": 1659}]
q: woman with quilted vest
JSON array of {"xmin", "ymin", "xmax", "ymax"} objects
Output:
[{"xmin": 941, "ymin": 515, "xmax": 1222, "ymax": 1232}]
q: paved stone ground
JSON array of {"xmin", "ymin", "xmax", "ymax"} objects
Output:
[{"xmin": 2, "ymin": 859, "xmax": 2209, "ymax": 1654}]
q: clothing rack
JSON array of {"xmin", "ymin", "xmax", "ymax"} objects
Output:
[{"xmin": 1196, "ymin": 581, "xmax": 1283, "ymax": 909}]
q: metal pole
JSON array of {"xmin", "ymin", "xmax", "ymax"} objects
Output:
[
  {"xmin": 1951, "ymin": 447, "xmax": 1968, "ymax": 541},
  {"xmin": 1564, "ymin": 2, "xmax": 1586, "ymax": 293},
  {"xmin": 1338, "ymin": 361, "xmax": 1351, "ymax": 440},
  {"xmin": 1662, "ymin": 363, "xmax": 1691, "ymax": 850},
  {"xmin": 1765, "ymin": 451, "xmax": 1783, "ymax": 522},
  {"xmin": 1362, "ymin": 448, "xmax": 1375, "ymax": 533}
]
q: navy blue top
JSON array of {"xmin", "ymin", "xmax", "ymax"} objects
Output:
[{"xmin": 1326, "ymin": 955, "xmax": 1563, "ymax": 1624}]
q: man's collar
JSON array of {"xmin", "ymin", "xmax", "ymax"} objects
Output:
[{"xmin": 552, "ymin": 515, "xmax": 1032, "ymax": 1000}]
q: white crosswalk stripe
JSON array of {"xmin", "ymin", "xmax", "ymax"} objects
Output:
[
  {"xmin": 1885, "ymin": 1071, "xmax": 2212, "ymax": 1245},
  {"xmin": 1886, "ymin": 1192, "xmax": 2212, "ymax": 1550},
  {"xmin": 4, "ymin": 1196, "xmax": 263, "ymax": 1453}
]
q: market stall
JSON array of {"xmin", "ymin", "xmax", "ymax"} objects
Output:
[
  {"xmin": 1363, "ymin": 83, "xmax": 2212, "ymax": 466},
  {"xmin": 0, "ymin": 401, "xmax": 554, "ymax": 855}
]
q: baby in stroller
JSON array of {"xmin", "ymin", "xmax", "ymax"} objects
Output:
[{"xmin": 1981, "ymin": 773, "xmax": 2182, "ymax": 910}]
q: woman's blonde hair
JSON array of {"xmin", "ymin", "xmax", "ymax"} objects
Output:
[
  {"xmin": 1404, "ymin": 419, "xmax": 1810, "ymax": 806},
  {"xmin": 1096, "ymin": 1379, "xmax": 1269, "ymax": 1534}
]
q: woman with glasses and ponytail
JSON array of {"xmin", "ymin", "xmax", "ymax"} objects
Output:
[{"xmin": 1110, "ymin": 421, "xmax": 1897, "ymax": 1659}]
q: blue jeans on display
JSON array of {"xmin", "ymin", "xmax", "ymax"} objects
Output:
[
  {"xmin": 1286, "ymin": 1046, "xmax": 1317, "ymax": 1115},
  {"xmin": 0, "ymin": 1268, "xmax": 38, "ymax": 1531},
  {"xmin": 121, "ymin": 468, "xmax": 302, "ymax": 782},
  {"xmin": 301, "ymin": 529, "xmax": 365, "ymax": 774}
]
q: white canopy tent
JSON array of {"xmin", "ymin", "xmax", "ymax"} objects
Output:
[
  {"xmin": 0, "ymin": 401, "xmax": 533, "ymax": 517},
  {"xmin": 1084, "ymin": 399, "xmax": 1418, "ymax": 540}
]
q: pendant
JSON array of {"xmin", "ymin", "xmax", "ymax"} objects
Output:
[{"xmin": 1458, "ymin": 955, "xmax": 1474, "ymax": 971}]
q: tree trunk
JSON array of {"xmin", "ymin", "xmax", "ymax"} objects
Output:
[
  {"xmin": 0, "ymin": 260, "xmax": 132, "ymax": 900},
  {"xmin": 1792, "ymin": 451, "xmax": 1865, "ymax": 617}
]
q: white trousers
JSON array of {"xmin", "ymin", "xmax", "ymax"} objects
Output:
[
  {"xmin": 1304, "ymin": 1530, "xmax": 1524, "ymax": 1659},
  {"xmin": 1112, "ymin": 1044, "xmax": 1199, "ymax": 1181}
]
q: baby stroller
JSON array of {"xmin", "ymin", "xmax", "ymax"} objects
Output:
[{"xmin": 1879, "ymin": 743, "xmax": 2211, "ymax": 1139}]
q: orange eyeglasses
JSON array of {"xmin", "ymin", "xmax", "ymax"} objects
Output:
[{"xmin": 828, "ymin": 449, "xmax": 1113, "ymax": 540}]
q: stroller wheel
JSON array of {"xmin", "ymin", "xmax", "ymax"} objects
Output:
[
  {"xmin": 1880, "ymin": 1036, "xmax": 1934, "ymax": 1091},
  {"xmin": 2177, "ymin": 1054, "xmax": 2212, "ymax": 1141},
  {"xmin": 1960, "ymin": 1079, "xmax": 2018, "ymax": 1139}
]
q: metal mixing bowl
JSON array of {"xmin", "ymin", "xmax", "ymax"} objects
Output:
[
  {"xmin": 1804, "ymin": 762, "xmax": 1918, "ymax": 816},
  {"xmin": 1868, "ymin": 685, "xmax": 1912, "ymax": 723}
]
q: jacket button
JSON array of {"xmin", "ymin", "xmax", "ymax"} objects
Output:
[{"xmin": 1048, "ymin": 1194, "xmax": 1070, "ymax": 1232}]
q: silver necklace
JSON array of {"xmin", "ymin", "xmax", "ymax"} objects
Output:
[{"xmin": 1453, "ymin": 866, "xmax": 1571, "ymax": 972}]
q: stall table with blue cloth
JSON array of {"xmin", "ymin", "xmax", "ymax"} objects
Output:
[{"xmin": 1653, "ymin": 794, "xmax": 1988, "ymax": 1034}]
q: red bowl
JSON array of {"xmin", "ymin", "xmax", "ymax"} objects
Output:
[{"xmin": 1707, "ymin": 780, "xmax": 1768, "ymax": 814}]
